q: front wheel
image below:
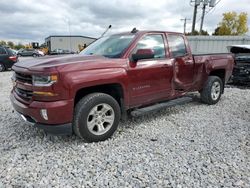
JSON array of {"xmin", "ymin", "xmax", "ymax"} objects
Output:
[
  {"xmin": 200, "ymin": 76, "xmax": 223, "ymax": 105},
  {"xmin": 73, "ymin": 93, "xmax": 121, "ymax": 142}
]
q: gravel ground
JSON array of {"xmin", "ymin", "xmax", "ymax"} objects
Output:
[{"xmin": 0, "ymin": 71, "xmax": 249, "ymax": 187}]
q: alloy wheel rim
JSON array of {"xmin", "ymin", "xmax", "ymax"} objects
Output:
[
  {"xmin": 87, "ymin": 103, "xmax": 115, "ymax": 136},
  {"xmin": 211, "ymin": 81, "xmax": 221, "ymax": 100}
]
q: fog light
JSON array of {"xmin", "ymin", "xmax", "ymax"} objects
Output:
[{"xmin": 40, "ymin": 109, "xmax": 48, "ymax": 120}]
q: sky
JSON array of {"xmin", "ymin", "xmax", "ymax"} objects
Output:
[{"xmin": 0, "ymin": 0, "xmax": 250, "ymax": 44}]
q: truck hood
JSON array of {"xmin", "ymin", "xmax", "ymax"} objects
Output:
[{"xmin": 14, "ymin": 55, "xmax": 127, "ymax": 72}]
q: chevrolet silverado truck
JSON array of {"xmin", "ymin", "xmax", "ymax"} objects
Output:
[{"xmin": 10, "ymin": 30, "xmax": 234, "ymax": 142}]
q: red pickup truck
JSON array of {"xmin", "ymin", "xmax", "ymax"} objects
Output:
[{"xmin": 10, "ymin": 30, "xmax": 234, "ymax": 142}]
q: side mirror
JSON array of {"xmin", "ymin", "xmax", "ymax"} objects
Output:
[{"xmin": 132, "ymin": 49, "xmax": 154, "ymax": 62}]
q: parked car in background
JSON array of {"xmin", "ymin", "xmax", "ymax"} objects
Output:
[
  {"xmin": 228, "ymin": 45, "xmax": 250, "ymax": 86},
  {"xmin": 0, "ymin": 46, "xmax": 18, "ymax": 72},
  {"xmin": 17, "ymin": 49, "xmax": 40, "ymax": 57},
  {"xmin": 50, "ymin": 49, "xmax": 64, "ymax": 55},
  {"xmin": 37, "ymin": 50, "xmax": 45, "ymax": 56},
  {"xmin": 50, "ymin": 49, "xmax": 75, "ymax": 55}
]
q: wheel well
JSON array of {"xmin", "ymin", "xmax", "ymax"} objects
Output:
[
  {"xmin": 74, "ymin": 84, "xmax": 124, "ymax": 107},
  {"xmin": 209, "ymin": 69, "xmax": 225, "ymax": 93},
  {"xmin": 209, "ymin": 69, "xmax": 225, "ymax": 84}
]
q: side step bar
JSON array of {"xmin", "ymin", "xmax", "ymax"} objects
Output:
[{"xmin": 130, "ymin": 97, "xmax": 192, "ymax": 117}]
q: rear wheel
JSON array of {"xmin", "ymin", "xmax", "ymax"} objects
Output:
[
  {"xmin": 73, "ymin": 93, "xmax": 121, "ymax": 142},
  {"xmin": 0, "ymin": 63, "xmax": 5, "ymax": 72},
  {"xmin": 200, "ymin": 76, "xmax": 223, "ymax": 105}
]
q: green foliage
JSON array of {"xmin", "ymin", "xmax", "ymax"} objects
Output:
[
  {"xmin": 7, "ymin": 41, "xmax": 14, "ymax": 49},
  {"xmin": 216, "ymin": 12, "xmax": 248, "ymax": 35},
  {"xmin": 15, "ymin": 43, "xmax": 25, "ymax": 50},
  {"xmin": 0, "ymin": 40, "xmax": 7, "ymax": 45},
  {"xmin": 0, "ymin": 40, "xmax": 25, "ymax": 49},
  {"xmin": 212, "ymin": 27, "xmax": 220, "ymax": 35},
  {"xmin": 186, "ymin": 30, "xmax": 209, "ymax": 36}
]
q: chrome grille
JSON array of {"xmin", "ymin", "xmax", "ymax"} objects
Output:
[
  {"xmin": 15, "ymin": 87, "xmax": 33, "ymax": 101},
  {"xmin": 15, "ymin": 72, "xmax": 32, "ymax": 84}
]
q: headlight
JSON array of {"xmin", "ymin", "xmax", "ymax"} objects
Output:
[{"xmin": 32, "ymin": 75, "xmax": 58, "ymax": 86}]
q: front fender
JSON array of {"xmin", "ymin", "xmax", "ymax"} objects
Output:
[{"xmin": 63, "ymin": 68, "xmax": 129, "ymax": 105}]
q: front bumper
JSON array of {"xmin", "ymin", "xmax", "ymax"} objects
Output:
[
  {"xmin": 10, "ymin": 92, "xmax": 74, "ymax": 135},
  {"xmin": 20, "ymin": 113, "xmax": 72, "ymax": 135}
]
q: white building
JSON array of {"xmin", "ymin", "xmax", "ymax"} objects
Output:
[
  {"xmin": 45, "ymin": 35, "xmax": 96, "ymax": 53},
  {"xmin": 187, "ymin": 36, "xmax": 250, "ymax": 54}
]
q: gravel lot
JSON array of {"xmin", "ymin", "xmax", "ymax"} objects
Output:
[{"xmin": 0, "ymin": 70, "xmax": 249, "ymax": 187}]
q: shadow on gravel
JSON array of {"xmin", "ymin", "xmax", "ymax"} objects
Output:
[
  {"xmin": 9, "ymin": 94, "xmax": 203, "ymax": 144},
  {"xmin": 122, "ymin": 94, "xmax": 202, "ymax": 127},
  {"xmin": 226, "ymin": 83, "xmax": 250, "ymax": 90}
]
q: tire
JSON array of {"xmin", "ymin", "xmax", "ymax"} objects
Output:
[
  {"xmin": 73, "ymin": 93, "xmax": 121, "ymax": 142},
  {"xmin": 0, "ymin": 63, "xmax": 5, "ymax": 72},
  {"xmin": 200, "ymin": 76, "xmax": 223, "ymax": 105},
  {"xmin": 33, "ymin": 53, "xmax": 38, "ymax": 57}
]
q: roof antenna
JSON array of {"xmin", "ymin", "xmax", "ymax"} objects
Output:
[
  {"xmin": 100, "ymin": 25, "xmax": 112, "ymax": 38},
  {"xmin": 131, "ymin": 27, "xmax": 138, "ymax": 33}
]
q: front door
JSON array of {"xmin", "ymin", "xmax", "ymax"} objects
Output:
[{"xmin": 127, "ymin": 34, "xmax": 173, "ymax": 107}]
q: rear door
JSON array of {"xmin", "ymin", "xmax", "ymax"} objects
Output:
[
  {"xmin": 127, "ymin": 33, "xmax": 174, "ymax": 107},
  {"xmin": 21, "ymin": 49, "xmax": 27, "ymax": 56},
  {"xmin": 22, "ymin": 49, "xmax": 31, "ymax": 56},
  {"xmin": 167, "ymin": 34, "xmax": 194, "ymax": 89},
  {"xmin": 27, "ymin": 49, "xmax": 33, "ymax": 56}
]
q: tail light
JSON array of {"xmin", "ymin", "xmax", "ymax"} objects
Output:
[{"xmin": 9, "ymin": 56, "xmax": 17, "ymax": 62}]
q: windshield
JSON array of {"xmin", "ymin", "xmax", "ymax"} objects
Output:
[{"xmin": 80, "ymin": 35, "xmax": 135, "ymax": 58}]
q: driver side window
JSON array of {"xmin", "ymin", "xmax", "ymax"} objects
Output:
[{"xmin": 133, "ymin": 34, "xmax": 166, "ymax": 59}]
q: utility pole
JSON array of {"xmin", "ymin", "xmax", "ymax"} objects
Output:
[
  {"xmin": 191, "ymin": 0, "xmax": 200, "ymax": 34},
  {"xmin": 181, "ymin": 18, "xmax": 190, "ymax": 34},
  {"xmin": 199, "ymin": 0, "xmax": 217, "ymax": 33},
  {"xmin": 199, "ymin": 0, "xmax": 208, "ymax": 33}
]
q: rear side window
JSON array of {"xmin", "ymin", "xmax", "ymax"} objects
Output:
[
  {"xmin": 134, "ymin": 34, "xmax": 166, "ymax": 59},
  {"xmin": 168, "ymin": 35, "xmax": 187, "ymax": 57},
  {"xmin": 7, "ymin": 48, "xmax": 14, "ymax": 55},
  {"xmin": 0, "ymin": 47, "xmax": 7, "ymax": 55}
]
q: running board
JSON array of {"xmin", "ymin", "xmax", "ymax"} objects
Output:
[{"xmin": 130, "ymin": 97, "xmax": 192, "ymax": 117}]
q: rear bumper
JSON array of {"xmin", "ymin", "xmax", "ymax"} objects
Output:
[
  {"xmin": 4, "ymin": 61, "xmax": 16, "ymax": 69},
  {"xmin": 231, "ymin": 75, "xmax": 250, "ymax": 84}
]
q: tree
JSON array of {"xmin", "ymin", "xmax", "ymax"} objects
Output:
[
  {"xmin": 212, "ymin": 27, "xmax": 220, "ymax": 35},
  {"xmin": 200, "ymin": 30, "xmax": 209, "ymax": 36},
  {"xmin": 7, "ymin": 41, "xmax": 14, "ymax": 49},
  {"xmin": 15, "ymin": 43, "xmax": 25, "ymax": 50},
  {"xmin": 0, "ymin": 40, "xmax": 7, "ymax": 45},
  {"xmin": 216, "ymin": 12, "xmax": 248, "ymax": 35},
  {"xmin": 186, "ymin": 30, "xmax": 209, "ymax": 36}
]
